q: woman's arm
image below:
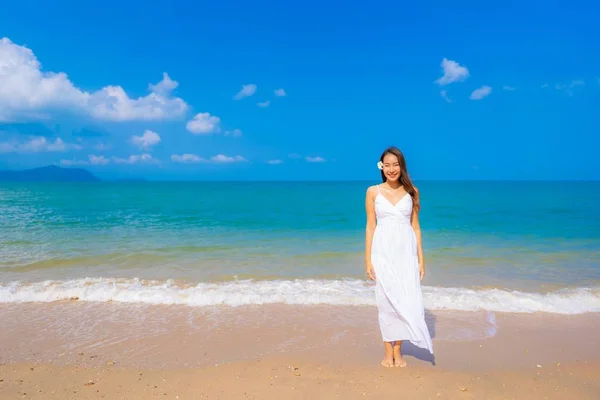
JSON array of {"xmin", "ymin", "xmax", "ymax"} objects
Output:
[
  {"xmin": 411, "ymin": 188, "xmax": 425, "ymax": 280},
  {"xmin": 365, "ymin": 186, "xmax": 377, "ymax": 281}
]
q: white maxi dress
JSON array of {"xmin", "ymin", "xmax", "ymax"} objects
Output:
[{"xmin": 371, "ymin": 185, "xmax": 433, "ymax": 354}]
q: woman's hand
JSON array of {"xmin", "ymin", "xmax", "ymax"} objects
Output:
[
  {"xmin": 366, "ymin": 262, "xmax": 376, "ymax": 281},
  {"xmin": 419, "ymin": 263, "xmax": 425, "ymax": 281}
]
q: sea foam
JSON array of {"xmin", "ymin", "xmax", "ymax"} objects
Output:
[{"xmin": 0, "ymin": 278, "xmax": 599, "ymax": 315}]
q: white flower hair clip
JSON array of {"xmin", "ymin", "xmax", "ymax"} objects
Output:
[{"xmin": 377, "ymin": 161, "xmax": 383, "ymax": 170}]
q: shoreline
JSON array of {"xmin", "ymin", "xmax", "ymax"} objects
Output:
[
  {"xmin": 1, "ymin": 303, "xmax": 599, "ymax": 398},
  {"xmin": 2, "ymin": 277, "xmax": 599, "ymax": 314},
  {"xmin": 1, "ymin": 303, "xmax": 599, "ymax": 368}
]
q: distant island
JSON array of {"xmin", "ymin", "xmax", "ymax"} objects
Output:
[{"xmin": 0, "ymin": 165, "xmax": 101, "ymax": 182}]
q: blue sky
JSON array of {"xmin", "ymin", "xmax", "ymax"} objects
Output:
[{"xmin": 0, "ymin": 0, "xmax": 598, "ymax": 180}]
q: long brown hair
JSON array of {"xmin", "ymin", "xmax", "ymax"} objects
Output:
[{"xmin": 379, "ymin": 146, "xmax": 420, "ymax": 213}]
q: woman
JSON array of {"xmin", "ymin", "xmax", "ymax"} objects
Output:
[{"xmin": 364, "ymin": 146, "xmax": 433, "ymax": 368}]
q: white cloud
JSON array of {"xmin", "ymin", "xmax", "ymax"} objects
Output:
[
  {"xmin": 185, "ymin": 113, "xmax": 241, "ymax": 137},
  {"xmin": 59, "ymin": 159, "xmax": 88, "ymax": 166},
  {"xmin": 0, "ymin": 143, "xmax": 14, "ymax": 153},
  {"xmin": 22, "ymin": 137, "xmax": 68, "ymax": 152},
  {"xmin": 171, "ymin": 153, "xmax": 247, "ymax": 164},
  {"xmin": 224, "ymin": 128, "xmax": 242, "ymax": 137},
  {"xmin": 274, "ymin": 88, "xmax": 287, "ymax": 97},
  {"xmin": 131, "ymin": 130, "xmax": 161, "ymax": 149},
  {"xmin": 503, "ymin": 85, "xmax": 516, "ymax": 91},
  {"xmin": 60, "ymin": 154, "xmax": 110, "ymax": 166},
  {"xmin": 233, "ymin": 84, "xmax": 257, "ymax": 100},
  {"xmin": 267, "ymin": 159, "xmax": 283, "ymax": 165},
  {"xmin": 557, "ymin": 80, "xmax": 585, "ymax": 96},
  {"xmin": 556, "ymin": 80, "xmax": 584, "ymax": 90},
  {"xmin": 305, "ymin": 156, "xmax": 326, "ymax": 163},
  {"xmin": 112, "ymin": 154, "xmax": 158, "ymax": 164},
  {"xmin": 0, "ymin": 38, "xmax": 87, "ymax": 120},
  {"xmin": 210, "ymin": 154, "xmax": 247, "ymax": 163},
  {"xmin": 0, "ymin": 37, "xmax": 188, "ymax": 122},
  {"xmin": 569, "ymin": 80, "xmax": 584, "ymax": 87},
  {"xmin": 440, "ymin": 90, "xmax": 452, "ymax": 103},
  {"xmin": 186, "ymin": 112, "xmax": 221, "ymax": 134},
  {"xmin": 542, "ymin": 80, "xmax": 584, "ymax": 91},
  {"xmin": 87, "ymin": 76, "xmax": 188, "ymax": 122},
  {"xmin": 435, "ymin": 58, "xmax": 470, "ymax": 86},
  {"xmin": 0, "ymin": 136, "xmax": 81, "ymax": 153},
  {"xmin": 148, "ymin": 72, "xmax": 178, "ymax": 96},
  {"xmin": 171, "ymin": 153, "xmax": 204, "ymax": 163},
  {"xmin": 89, "ymin": 155, "xmax": 110, "ymax": 165},
  {"xmin": 257, "ymin": 100, "xmax": 271, "ymax": 108},
  {"xmin": 469, "ymin": 85, "xmax": 492, "ymax": 100}
]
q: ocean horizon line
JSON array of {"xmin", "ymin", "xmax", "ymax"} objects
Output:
[{"xmin": 3, "ymin": 178, "xmax": 599, "ymax": 183}]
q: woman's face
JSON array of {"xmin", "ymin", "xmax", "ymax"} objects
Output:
[{"xmin": 382, "ymin": 153, "xmax": 401, "ymax": 182}]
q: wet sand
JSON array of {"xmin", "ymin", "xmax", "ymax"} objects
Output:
[{"xmin": 1, "ymin": 303, "xmax": 599, "ymax": 399}]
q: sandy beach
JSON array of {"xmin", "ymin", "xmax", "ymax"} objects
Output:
[
  {"xmin": 1, "ymin": 303, "xmax": 599, "ymax": 399},
  {"xmin": 2, "ymin": 358, "xmax": 598, "ymax": 400}
]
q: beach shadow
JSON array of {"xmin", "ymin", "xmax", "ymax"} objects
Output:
[
  {"xmin": 425, "ymin": 309, "xmax": 437, "ymax": 340},
  {"xmin": 402, "ymin": 309, "xmax": 436, "ymax": 365}
]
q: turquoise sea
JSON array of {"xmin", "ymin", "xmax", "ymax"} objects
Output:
[{"xmin": 1, "ymin": 181, "xmax": 599, "ymax": 314}]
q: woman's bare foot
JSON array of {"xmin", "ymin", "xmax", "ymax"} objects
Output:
[
  {"xmin": 381, "ymin": 359, "xmax": 394, "ymax": 367},
  {"xmin": 393, "ymin": 358, "xmax": 407, "ymax": 367},
  {"xmin": 393, "ymin": 341, "xmax": 407, "ymax": 367},
  {"xmin": 381, "ymin": 342, "xmax": 394, "ymax": 367}
]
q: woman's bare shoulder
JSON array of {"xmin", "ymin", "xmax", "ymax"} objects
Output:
[{"xmin": 366, "ymin": 184, "xmax": 379, "ymax": 193}]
